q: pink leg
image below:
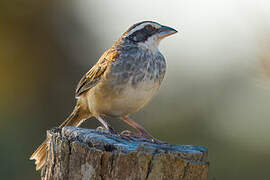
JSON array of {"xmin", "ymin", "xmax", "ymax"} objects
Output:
[
  {"xmin": 120, "ymin": 116, "xmax": 153, "ymax": 139},
  {"xmin": 97, "ymin": 116, "xmax": 115, "ymax": 133}
]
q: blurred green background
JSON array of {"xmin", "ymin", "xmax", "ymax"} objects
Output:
[{"xmin": 1, "ymin": 0, "xmax": 270, "ymax": 179}]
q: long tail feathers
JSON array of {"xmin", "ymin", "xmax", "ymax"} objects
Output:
[
  {"xmin": 30, "ymin": 104, "xmax": 90, "ymax": 170},
  {"xmin": 29, "ymin": 141, "xmax": 47, "ymax": 170}
]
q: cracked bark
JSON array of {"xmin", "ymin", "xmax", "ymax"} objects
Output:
[{"xmin": 41, "ymin": 127, "xmax": 209, "ymax": 180}]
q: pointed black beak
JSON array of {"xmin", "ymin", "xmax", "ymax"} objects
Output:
[{"xmin": 157, "ymin": 25, "xmax": 178, "ymax": 39}]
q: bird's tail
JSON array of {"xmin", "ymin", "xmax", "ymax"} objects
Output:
[{"xmin": 30, "ymin": 103, "xmax": 91, "ymax": 170}]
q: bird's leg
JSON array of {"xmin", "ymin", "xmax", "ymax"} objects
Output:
[
  {"xmin": 120, "ymin": 116, "xmax": 153, "ymax": 139},
  {"xmin": 96, "ymin": 116, "xmax": 115, "ymax": 134}
]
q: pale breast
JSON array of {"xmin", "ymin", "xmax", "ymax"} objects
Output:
[
  {"xmin": 109, "ymin": 79, "xmax": 160, "ymax": 116},
  {"xmin": 87, "ymin": 47, "xmax": 166, "ymax": 117},
  {"xmin": 87, "ymin": 78, "xmax": 160, "ymax": 117}
]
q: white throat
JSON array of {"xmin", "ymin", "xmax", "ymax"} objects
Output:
[{"xmin": 138, "ymin": 35, "xmax": 160, "ymax": 53}]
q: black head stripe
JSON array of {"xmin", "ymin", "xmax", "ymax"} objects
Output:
[
  {"xmin": 125, "ymin": 21, "xmax": 157, "ymax": 33},
  {"xmin": 126, "ymin": 24, "xmax": 158, "ymax": 42}
]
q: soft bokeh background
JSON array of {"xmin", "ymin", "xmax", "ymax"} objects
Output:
[{"xmin": 1, "ymin": 0, "xmax": 270, "ymax": 179}]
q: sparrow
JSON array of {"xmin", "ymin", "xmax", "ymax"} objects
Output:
[{"xmin": 30, "ymin": 21, "xmax": 177, "ymax": 170}]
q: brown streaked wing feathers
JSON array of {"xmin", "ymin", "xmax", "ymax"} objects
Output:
[{"xmin": 75, "ymin": 49, "xmax": 119, "ymax": 97}]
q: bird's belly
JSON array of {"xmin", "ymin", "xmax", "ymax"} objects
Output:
[
  {"xmin": 87, "ymin": 80, "xmax": 160, "ymax": 117},
  {"xmin": 110, "ymin": 81, "xmax": 159, "ymax": 115}
]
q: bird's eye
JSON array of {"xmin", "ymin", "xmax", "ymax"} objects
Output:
[{"xmin": 145, "ymin": 25, "xmax": 155, "ymax": 33}]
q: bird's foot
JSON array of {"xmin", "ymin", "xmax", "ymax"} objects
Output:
[
  {"xmin": 120, "ymin": 130, "xmax": 166, "ymax": 144},
  {"xmin": 120, "ymin": 130, "xmax": 139, "ymax": 137},
  {"xmin": 96, "ymin": 126, "xmax": 116, "ymax": 134},
  {"xmin": 96, "ymin": 126, "xmax": 105, "ymax": 131}
]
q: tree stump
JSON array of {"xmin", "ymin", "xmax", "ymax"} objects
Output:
[{"xmin": 41, "ymin": 127, "xmax": 209, "ymax": 180}]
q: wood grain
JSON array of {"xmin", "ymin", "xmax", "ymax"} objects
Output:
[{"xmin": 41, "ymin": 127, "xmax": 209, "ymax": 180}]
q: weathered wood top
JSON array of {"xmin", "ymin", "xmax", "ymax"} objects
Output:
[
  {"xmin": 61, "ymin": 127, "xmax": 208, "ymax": 162},
  {"xmin": 42, "ymin": 127, "xmax": 209, "ymax": 180}
]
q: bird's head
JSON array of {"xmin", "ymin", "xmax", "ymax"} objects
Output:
[{"xmin": 122, "ymin": 21, "xmax": 178, "ymax": 52}]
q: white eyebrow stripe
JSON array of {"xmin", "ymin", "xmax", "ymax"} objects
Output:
[{"xmin": 126, "ymin": 23, "xmax": 160, "ymax": 37}]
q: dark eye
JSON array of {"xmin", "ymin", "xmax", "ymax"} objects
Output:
[
  {"xmin": 145, "ymin": 25, "xmax": 155, "ymax": 33},
  {"xmin": 133, "ymin": 31, "xmax": 145, "ymax": 42}
]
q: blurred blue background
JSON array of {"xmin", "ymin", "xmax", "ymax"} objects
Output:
[{"xmin": 1, "ymin": 0, "xmax": 270, "ymax": 179}]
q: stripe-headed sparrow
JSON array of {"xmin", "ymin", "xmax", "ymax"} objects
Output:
[{"xmin": 30, "ymin": 21, "xmax": 177, "ymax": 170}]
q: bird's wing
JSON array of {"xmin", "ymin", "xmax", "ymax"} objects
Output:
[{"xmin": 75, "ymin": 49, "xmax": 120, "ymax": 97}]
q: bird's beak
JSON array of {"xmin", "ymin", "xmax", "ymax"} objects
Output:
[{"xmin": 157, "ymin": 25, "xmax": 178, "ymax": 40}]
